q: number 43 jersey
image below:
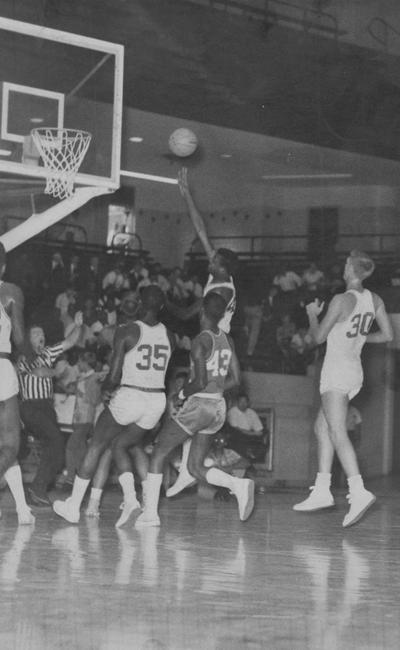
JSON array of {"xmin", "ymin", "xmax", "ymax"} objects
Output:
[
  {"xmin": 320, "ymin": 289, "xmax": 375, "ymax": 398},
  {"xmin": 191, "ymin": 329, "xmax": 232, "ymax": 397},
  {"xmin": 120, "ymin": 321, "xmax": 172, "ymax": 390}
]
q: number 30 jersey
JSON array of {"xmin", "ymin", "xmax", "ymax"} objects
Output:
[
  {"xmin": 324, "ymin": 289, "xmax": 375, "ymax": 365},
  {"xmin": 191, "ymin": 328, "xmax": 232, "ymax": 397},
  {"xmin": 120, "ymin": 321, "xmax": 172, "ymax": 390}
]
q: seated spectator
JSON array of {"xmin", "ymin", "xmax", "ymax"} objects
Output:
[
  {"xmin": 289, "ymin": 325, "xmax": 315, "ymax": 374},
  {"xmin": 49, "ymin": 252, "xmax": 66, "ymax": 297},
  {"xmin": 102, "ymin": 259, "xmax": 129, "ymax": 293},
  {"xmin": 102, "ymin": 294, "xmax": 117, "ymax": 326},
  {"xmin": 168, "ymin": 267, "xmax": 189, "ymax": 303},
  {"xmin": 17, "ymin": 312, "xmax": 83, "ymax": 507},
  {"xmin": 302, "ymin": 261, "xmax": 325, "ymax": 297},
  {"xmin": 87, "ymin": 255, "xmax": 101, "ymax": 291},
  {"xmin": 273, "ymin": 263, "xmax": 302, "ymax": 293},
  {"xmin": 226, "ymin": 392, "xmax": 266, "ymax": 462},
  {"xmin": 151, "ymin": 263, "xmax": 171, "ymax": 295},
  {"xmin": 182, "ymin": 271, "xmax": 203, "ymax": 300},
  {"xmin": 66, "ymin": 254, "xmax": 82, "ymax": 290},
  {"xmin": 128, "ymin": 257, "xmax": 149, "ymax": 288},
  {"xmin": 55, "ymin": 285, "xmax": 77, "ymax": 327},
  {"xmin": 64, "ymin": 350, "xmax": 103, "ymax": 484}
]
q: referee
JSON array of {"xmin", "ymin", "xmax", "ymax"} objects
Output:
[{"xmin": 18, "ymin": 311, "xmax": 83, "ymax": 507}]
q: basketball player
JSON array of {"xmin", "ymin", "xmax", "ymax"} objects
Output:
[
  {"xmin": 166, "ymin": 167, "xmax": 237, "ymax": 497},
  {"xmin": 293, "ymin": 250, "xmax": 393, "ymax": 527},
  {"xmin": 0, "ymin": 243, "xmax": 34, "ymax": 525},
  {"xmin": 53, "ymin": 285, "xmax": 175, "ymax": 526},
  {"xmin": 135, "ymin": 291, "xmax": 255, "ymax": 529}
]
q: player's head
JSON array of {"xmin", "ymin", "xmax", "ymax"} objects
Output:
[
  {"xmin": 0, "ymin": 242, "xmax": 6, "ymax": 278},
  {"xmin": 345, "ymin": 250, "xmax": 375, "ymax": 282},
  {"xmin": 237, "ymin": 391, "xmax": 249, "ymax": 411},
  {"xmin": 201, "ymin": 291, "xmax": 227, "ymax": 327},
  {"xmin": 119, "ymin": 290, "xmax": 140, "ymax": 320},
  {"xmin": 209, "ymin": 248, "xmax": 237, "ymax": 276},
  {"xmin": 140, "ymin": 285, "xmax": 165, "ymax": 315}
]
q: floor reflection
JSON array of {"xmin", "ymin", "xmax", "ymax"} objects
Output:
[{"xmin": 0, "ymin": 488, "xmax": 397, "ymax": 649}]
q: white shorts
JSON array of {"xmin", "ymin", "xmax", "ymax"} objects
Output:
[
  {"xmin": 108, "ymin": 386, "xmax": 166, "ymax": 429},
  {"xmin": 320, "ymin": 359, "xmax": 363, "ymax": 400},
  {"xmin": 0, "ymin": 359, "xmax": 19, "ymax": 401}
]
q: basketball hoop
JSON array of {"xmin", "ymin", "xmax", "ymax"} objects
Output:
[{"xmin": 31, "ymin": 128, "xmax": 92, "ymax": 200}]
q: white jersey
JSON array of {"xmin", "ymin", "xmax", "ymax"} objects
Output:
[
  {"xmin": 120, "ymin": 321, "xmax": 172, "ymax": 390},
  {"xmin": 0, "ymin": 283, "xmax": 12, "ymax": 354},
  {"xmin": 320, "ymin": 289, "xmax": 375, "ymax": 398},
  {"xmin": 203, "ymin": 274, "xmax": 236, "ymax": 334}
]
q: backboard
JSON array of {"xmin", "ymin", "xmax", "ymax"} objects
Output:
[{"xmin": 0, "ymin": 17, "xmax": 123, "ymax": 190}]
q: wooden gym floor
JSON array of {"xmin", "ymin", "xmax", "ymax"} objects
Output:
[{"xmin": 0, "ymin": 478, "xmax": 399, "ymax": 650}]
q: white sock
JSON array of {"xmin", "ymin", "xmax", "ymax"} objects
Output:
[
  {"xmin": 178, "ymin": 439, "xmax": 192, "ymax": 476},
  {"xmin": 118, "ymin": 472, "xmax": 137, "ymax": 503},
  {"xmin": 205, "ymin": 467, "xmax": 235, "ymax": 491},
  {"xmin": 315, "ymin": 472, "xmax": 332, "ymax": 488},
  {"xmin": 69, "ymin": 476, "xmax": 90, "ymax": 509},
  {"xmin": 347, "ymin": 474, "xmax": 364, "ymax": 493},
  {"xmin": 143, "ymin": 473, "xmax": 162, "ymax": 516},
  {"xmin": 89, "ymin": 488, "xmax": 102, "ymax": 502},
  {"xmin": 4, "ymin": 465, "xmax": 29, "ymax": 512}
]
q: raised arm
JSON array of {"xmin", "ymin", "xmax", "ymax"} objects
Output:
[
  {"xmin": 367, "ymin": 295, "xmax": 393, "ymax": 344},
  {"xmin": 62, "ymin": 311, "xmax": 83, "ymax": 351},
  {"xmin": 9, "ymin": 284, "xmax": 25, "ymax": 352},
  {"xmin": 178, "ymin": 168, "xmax": 214, "ymax": 261}
]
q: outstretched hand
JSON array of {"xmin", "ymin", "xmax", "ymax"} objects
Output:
[
  {"xmin": 177, "ymin": 167, "xmax": 190, "ymax": 197},
  {"xmin": 306, "ymin": 298, "xmax": 324, "ymax": 318}
]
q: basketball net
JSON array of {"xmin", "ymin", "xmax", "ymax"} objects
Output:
[{"xmin": 31, "ymin": 127, "xmax": 92, "ymax": 200}]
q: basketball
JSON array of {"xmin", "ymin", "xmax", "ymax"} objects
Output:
[{"xmin": 168, "ymin": 128, "xmax": 198, "ymax": 157}]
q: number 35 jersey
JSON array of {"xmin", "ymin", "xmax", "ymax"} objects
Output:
[
  {"xmin": 191, "ymin": 328, "xmax": 232, "ymax": 397},
  {"xmin": 120, "ymin": 321, "xmax": 172, "ymax": 390},
  {"xmin": 320, "ymin": 289, "xmax": 375, "ymax": 398}
]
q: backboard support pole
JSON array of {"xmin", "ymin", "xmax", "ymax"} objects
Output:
[{"xmin": 0, "ymin": 185, "xmax": 112, "ymax": 252}]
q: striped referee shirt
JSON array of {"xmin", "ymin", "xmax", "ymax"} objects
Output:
[{"xmin": 18, "ymin": 343, "xmax": 65, "ymax": 401}]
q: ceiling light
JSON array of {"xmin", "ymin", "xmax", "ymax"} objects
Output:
[
  {"xmin": 129, "ymin": 136, "xmax": 144, "ymax": 143},
  {"xmin": 0, "ymin": 149, "xmax": 12, "ymax": 156},
  {"xmin": 30, "ymin": 117, "xmax": 44, "ymax": 124},
  {"xmin": 261, "ymin": 173, "xmax": 352, "ymax": 180},
  {"xmin": 220, "ymin": 153, "xmax": 232, "ymax": 158}
]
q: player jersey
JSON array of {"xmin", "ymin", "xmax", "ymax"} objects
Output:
[
  {"xmin": 120, "ymin": 321, "xmax": 171, "ymax": 390},
  {"xmin": 324, "ymin": 289, "xmax": 375, "ymax": 365},
  {"xmin": 192, "ymin": 328, "xmax": 232, "ymax": 396},
  {"xmin": 203, "ymin": 274, "xmax": 236, "ymax": 333},
  {"xmin": 0, "ymin": 283, "xmax": 12, "ymax": 354}
]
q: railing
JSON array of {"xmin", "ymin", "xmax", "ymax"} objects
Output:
[
  {"xmin": 0, "ymin": 214, "xmax": 144, "ymax": 257},
  {"xmin": 186, "ymin": 0, "xmax": 343, "ymax": 39},
  {"xmin": 189, "ymin": 232, "xmax": 400, "ymax": 262},
  {"xmin": 367, "ymin": 17, "xmax": 400, "ymax": 50}
]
